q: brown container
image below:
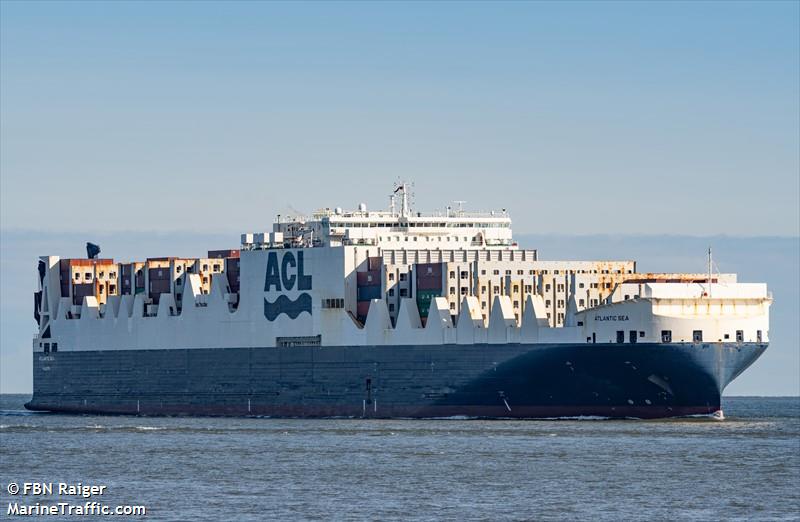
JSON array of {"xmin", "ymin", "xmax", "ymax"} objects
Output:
[
  {"xmin": 149, "ymin": 279, "xmax": 171, "ymax": 293},
  {"xmin": 416, "ymin": 276, "xmax": 443, "ymax": 291},
  {"xmin": 368, "ymin": 256, "xmax": 382, "ymax": 271},
  {"xmin": 208, "ymin": 249, "xmax": 240, "ymax": 259},
  {"xmin": 416, "ymin": 262, "xmax": 443, "ymax": 278},
  {"xmin": 148, "ymin": 267, "xmax": 170, "ymax": 281},
  {"xmin": 356, "ymin": 300, "xmax": 371, "ymax": 318},
  {"xmin": 357, "ymin": 270, "xmax": 381, "ymax": 286}
]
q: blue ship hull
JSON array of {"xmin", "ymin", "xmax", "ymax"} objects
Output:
[{"xmin": 25, "ymin": 342, "xmax": 766, "ymax": 419}]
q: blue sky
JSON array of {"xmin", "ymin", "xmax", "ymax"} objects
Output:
[
  {"xmin": 0, "ymin": 2, "xmax": 798, "ymax": 394},
  {"xmin": 1, "ymin": 1, "xmax": 798, "ymax": 235}
]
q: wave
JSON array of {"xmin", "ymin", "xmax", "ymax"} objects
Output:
[{"xmin": 264, "ymin": 293, "xmax": 312, "ymax": 321}]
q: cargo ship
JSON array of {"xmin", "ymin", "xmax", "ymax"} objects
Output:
[{"xmin": 26, "ymin": 184, "xmax": 771, "ymax": 419}]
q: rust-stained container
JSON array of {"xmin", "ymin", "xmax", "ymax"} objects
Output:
[{"xmin": 357, "ymin": 270, "xmax": 381, "ymax": 286}]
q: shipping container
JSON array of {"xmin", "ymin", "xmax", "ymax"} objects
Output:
[
  {"xmin": 368, "ymin": 256, "xmax": 382, "ymax": 271},
  {"xmin": 416, "ymin": 262, "xmax": 443, "ymax": 278},
  {"xmin": 415, "ymin": 289, "xmax": 441, "ymax": 319},
  {"xmin": 226, "ymin": 258, "xmax": 241, "ymax": 293},
  {"xmin": 148, "ymin": 267, "xmax": 170, "ymax": 281},
  {"xmin": 356, "ymin": 300, "xmax": 371, "ymax": 320},
  {"xmin": 59, "ymin": 260, "xmax": 71, "ymax": 297},
  {"xmin": 149, "ymin": 280, "xmax": 171, "ymax": 293},
  {"xmin": 72, "ymin": 283, "xmax": 95, "ymax": 305},
  {"xmin": 416, "ymin": 275, "xmax": 443, "ymax": 291},
  {"xmin": 357, "ymin": 270, "xmax": 381, "ymax": 286},
  {"xmin": 208, "ymin": 249, "xmax": 240, "ymax": 259},
  {"xmin": 357, "ymin": 285, "xmax": 381, "ymax": 301}
]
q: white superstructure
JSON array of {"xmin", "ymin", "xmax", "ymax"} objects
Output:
[{"xmin": 33, "ymin": 184, "xmax": 771, "ymax": 356}]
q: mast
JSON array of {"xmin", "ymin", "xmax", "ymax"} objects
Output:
[
  {"xmin": 707, "ymin": 247, "xmax": 712, "ymax": 298},
  {"xmin": 393, "ymin": 182, "xmax": 408, "ymax": 217}
]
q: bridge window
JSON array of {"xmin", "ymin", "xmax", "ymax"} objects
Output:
[
  {"xmin": 616, "ymin": 331, "xmax": 624, "ymax": 343},
  {"xmin": 661, "ymin": 330, "xmax": 672, "ymax": 343},
  {"xmin": 736, "ymin": 330, "xmax": 744, "ymax": 342},
  {"xmin": 692, "ymin": 330, "xmax": 703, "ymax": 343},
  {"xmin": 629, "ymin": 331, "xmax": 637, "ymax": 344}
]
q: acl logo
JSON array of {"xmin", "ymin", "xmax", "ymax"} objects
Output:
[{"xmin": 264, "ymin": 251, "xmax": 312, "ymax": 321}]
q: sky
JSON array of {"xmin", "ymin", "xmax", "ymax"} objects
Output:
[
  {"xmin": 0, "ymin": 2, "xmax": 798, "ymax": 395},
  {"xmin": 1, "ymin": 1, "xmax": 798, "ymax": 235}
]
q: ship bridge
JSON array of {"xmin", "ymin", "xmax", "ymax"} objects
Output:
[{"xmin": 243, "ymin": 183, "xmax": 515, "ymax": 250}]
